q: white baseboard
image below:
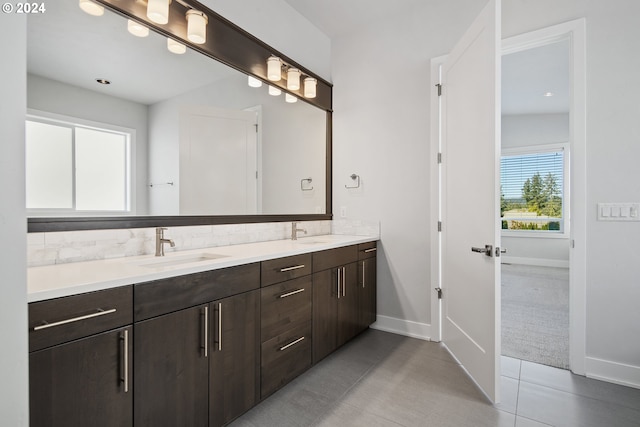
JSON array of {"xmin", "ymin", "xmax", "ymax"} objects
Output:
[
  {"xmin": 501, "ymin": 256, "xmax": 569, "ymax": 268},
  {"xmin": 370, "ymin": 315, "xmax": 432, "ymax": 341},
  {"xmin": 585, "ymin": 357, "xmax": 640, "ymax": 389}
]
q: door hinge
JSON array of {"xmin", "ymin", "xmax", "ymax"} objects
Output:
[
  {"xmin": 436, "ymin": 83, "xmax": 442, "ymax": 96},
  {"xmin": 437, "ymin": 152, "xmax": 442, "ymax": 164},
  {"xmin": 435, "ymin": 287, "xmax": 442, "ymax": 299},
  {"xmin": 438, "ymin": 221, "xmax": 442, "ymax": 232}
]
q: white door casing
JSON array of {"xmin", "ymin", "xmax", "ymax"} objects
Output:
[
  {"xmin": 440, "ymin": 0, "xmax": 501, "ymax": 403},
  {"xmin": 179, "ymin": 105, "xmax": 258, "ymax": 215}
]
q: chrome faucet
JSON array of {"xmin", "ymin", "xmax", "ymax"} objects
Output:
[
  {"xmin": 291, "ymin": 221, "xmax": 307, "ymax": 240},
  {"xmin": 155, "ymin": 227, "xmax": 175, "ymax": 256}
]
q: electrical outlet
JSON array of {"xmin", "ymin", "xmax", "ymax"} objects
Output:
[{"xmin": 340, "ymin": 206, "xmax": 347, "ymax": 218}]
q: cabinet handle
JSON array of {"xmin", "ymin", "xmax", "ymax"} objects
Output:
[
  {"xmin": 216, "ymin": 302, "xmax": 222, "ymax": 351},
  {"xmin": 202, "ymin": 306, "xmax": 209, "ymax": 358},
  {"xmin": 343, "ymin": 267, "xmax": 346, "ymax": 296},
  {"xmin": 364, "ymin": 247, "xmax": 377, "ymax": 253},
  {"xmin": 121, "ymin": 329, "xmax": 129, "ymax": 393},
  {"xmin": 362, "ymin": 260, "xmax": 366, "ymax": 288},
  {"xmin": 280, "ymin": 264, "xmax": 305, "ymax": 272},
  {"xmin": 279, "ymin": 288, "xmax": 305, "ymax": 298},
  {"xmin": 337, "ymin": 267, "xmax": 341, "ymax": 299},
  {"xmin": 279, "ymin": 336, "xmax": 305, "ymax": 351},
  {"xmin": 33, "ymin": 308, "xmax": 117, "ymax": 331}
]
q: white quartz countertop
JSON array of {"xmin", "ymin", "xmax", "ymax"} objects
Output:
[{"xmin": 27, "ymin": 234, "xmax": 378, "ymax": 302}]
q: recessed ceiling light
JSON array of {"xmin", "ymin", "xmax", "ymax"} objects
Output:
[
  {"xmin": 543, "ymin": 92, "xmax": 554, "ymax": 97},
  {"xmin": 96, "ymin": 78, "xmax": 111, "ymax": 85}
]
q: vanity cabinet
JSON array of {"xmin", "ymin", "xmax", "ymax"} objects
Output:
[
  {"xmin": 260, "ymin": 254, "xmax": 313, "ymax": 397},
  {"xmin": 312, "ymin": 245, "xmax": 360, "ymax": 363},
  {"xmin": 357, "ymin": 242, "xmax": 378, "ymax": 330},
  {"xmin": 28, "ymin": 286, "xmax": 133, "ymax": 427},
  {"xmin": 133, "ymin": 263, "xmax": 260, "ymax": 427}
]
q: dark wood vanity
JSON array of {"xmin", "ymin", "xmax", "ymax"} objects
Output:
[{"xmin": 27, "ymin": 241, "xmax": 377, "ymax": 427}]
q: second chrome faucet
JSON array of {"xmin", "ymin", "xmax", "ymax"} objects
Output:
[{"xmin": 155, "ymin": 227, "xmax": 175, "ymax": 256}]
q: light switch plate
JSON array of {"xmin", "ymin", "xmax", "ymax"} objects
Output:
[{"xmin": 597, "ymin": 203, "xmax": 640, "ymax": 221}]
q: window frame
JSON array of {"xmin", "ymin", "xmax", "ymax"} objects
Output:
[
  {"xmin": 500, "ymin": 142, "xmax": 570, "ymax": 239},
  {"xmin": 26, "ymin": 110, "xmax": 135, "ymax": 217}
]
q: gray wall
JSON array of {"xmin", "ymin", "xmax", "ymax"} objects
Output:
[{"xmin": 0, "ymin": 14, "xmax": 29, "ymax": 426}]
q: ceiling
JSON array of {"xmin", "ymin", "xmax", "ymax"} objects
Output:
[
  {"xmin": 284, "ymin": 0, "xmax": 570, "ymax": 115},
  {"xmin": 27, "ymin": 1, "xmax": 234, "ymax": 105}
]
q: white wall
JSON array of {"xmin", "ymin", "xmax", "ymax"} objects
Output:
[
  {"xmin": 333, "ymin": 0, "xmax": 640, "ymax": 385},
  {"xmin": 0, "ymin": 14, "xmax": 29, "ymax": 426},
  {"xmin": 201, "ymin": 0, "xmax": 331, "ymax": 81},
  {"xmin": 502, "ymin": 113, "xmax": 570, "ymax": 266},
  {"xmin": 26, "ymin": 74, "xmax": 150, "ymax": 215}
]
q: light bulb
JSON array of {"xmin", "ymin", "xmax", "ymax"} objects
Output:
[
  {"xmin": 269, "ymin": 86, "xmax": 281, "ymax": 96},
  {"xmin": 304, "ymin": 77, "xmax": 317, "ymax": 98},
  {"xmin": 167, "ymin": 38, "xmax": 186, "ymax": 54},
  {"xmin": 186, "ymin": 10, "xmax": 208, "ymax": 44},
  {"xmin": 287, "ymin": 68, "xmax": 301, "ymax": 91},
  {"xmin": 248, "ymin": 76, "xmax": 262, "ymax": 88},
  {"xmin": 267, "ymin": 56, "xmax": 282, "ymax": 81},
  {"xmin": 79, "ymin": 0, "xmax": 104, "ymax": 16},
  {"xmin": 128, "ymin": 19, "xmax": 149, "ymax": 37},
  {"xmin": 147, "ymin": 0, "xmax": 171, "ymax": 25}
]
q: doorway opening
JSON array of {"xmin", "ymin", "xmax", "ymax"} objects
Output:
[{"xmin": 500, "ymin": 39, "xmax": 571, "ymax": 369}]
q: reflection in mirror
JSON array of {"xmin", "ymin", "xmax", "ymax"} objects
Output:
[{"xmin": 26, "ymin": 0, "xmax": 326, "ymax": 218}]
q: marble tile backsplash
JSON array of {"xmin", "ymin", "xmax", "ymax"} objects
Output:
[{"xmin": 27, "ymin": 219, "xmax": 380, "ymax": 267}]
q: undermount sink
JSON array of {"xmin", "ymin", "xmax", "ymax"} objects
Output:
[{"xmin": 134, "ymin": 253, "xmax": 228, "ymax": 268}]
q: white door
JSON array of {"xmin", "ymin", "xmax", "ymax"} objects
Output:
[
  {"xmin": 179, "ymin": 106, "xmax": 258, "ymax": 215},
  {"xmin": 440, "ymin": 0, "xmax": 501, "ymax": 402}
]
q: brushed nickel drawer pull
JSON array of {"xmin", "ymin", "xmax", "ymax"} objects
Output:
[
  {"xmin": 279, "ymin": 336, "xmax": 305, "ymax": 351},
  {"xmin": 342, "ymin": 267, "xmax": 346, "ymax": 296},
  {"xmin": 217, "ymin": 303, "xmax": 222, "ymax": 351},
  {"xmin": 362, "ymin": 261, "xmax": 366, "ymax": 288},
  {"xmin": 121, "ymin": 329, "xmax": 129, "ymax": 393},
  {"xmin": 279, "ymin": 288, "xmax": 305, "ymax": 298},
  {"xmin": 337, "ymin": 267, "xmax": 341, "ymax": 299},
  {"xmin": 33, "ymin": 308, "xmax": 117, "ymax": 331},
  {"xmin": 203, "ymin": 306, "xmax": 209, "ymax": 358},
  {"xmin": 364, "ymin": 247, "xmax": 377, "ymax": 253},
  {"xmin": 280, "ymin": 264, "xmax": 306, "ymax": 272}
]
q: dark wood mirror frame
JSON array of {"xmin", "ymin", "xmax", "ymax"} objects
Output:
[{"xmin": 28, "ymin": 0, "xmax": 332, "ymax": 232}]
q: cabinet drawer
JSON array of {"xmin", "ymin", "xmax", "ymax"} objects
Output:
[
  {"xmin": 29, "ymin": 286, "xmax": 133, "ymax": 352},
  {"xmin": 261, "ymin": 253, "xmax": 312, "ymax": 287},
  {"xmin": 261, "ymin": 321, "xmax": 312, "ymax": 398},
  {"xmin": 261, "ymin": 276, "xmax": 312, "ymax": 341},
  {"xmin": 135, "ymin": 263, "xmax": 260, "ymax": 321},
  {"xmin": 312, "ymin": 245, "xmax": 358, "ymax": 272},
  {"xmin": 358, "ymin": 241, "xmax": 378, "ymax": 260}
]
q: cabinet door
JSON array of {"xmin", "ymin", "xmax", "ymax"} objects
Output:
[
  {"xmin": 134, "ymin": 306, "xmax": 209, "ymax": 427},
  {"xmin": 337, "ymin": 262, "xmax": 359, "ymax": 347},
  {"xmin": 210, "ymin": 290, "xmax": 260, "ymax": 427},
  {"xmin": 312, "ymin": 268, "xmax": 339, "ymax": 363},
  {"xmin": 29, "ymin": 327, "xmax": 132, "ymax": 427},
  {"xmin": 358, "ymin": 257, "xmax": 377, "ymax": 331}
]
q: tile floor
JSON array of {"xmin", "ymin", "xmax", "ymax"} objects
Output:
[{"xmin": 231, "ymin": 329, "xmax": 640, "ymax": 427}]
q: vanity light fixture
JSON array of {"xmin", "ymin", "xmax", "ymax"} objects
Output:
[
  {"xmin": 167, "ymin": 38, "xmax": 186, "ymax": 54},
  {"xmin": 268, "ymin": 86, "xmax": 281, "ymax": 96},
  {"xmin": 304, "ymin": 77, "xmax": 317, "ymax": 98},
  {"xmin": 79, "ymin": 0, "xmax": 104, "ymax": 16},
  {"xmin": 147, "ymin": 0, "xmax": 172, "ymax": 25},
  {"xmin": 186, "ymin": 10, "xmax": 208, "ymax": 44},
  {"xmin": 267, "ymin": 56, "xmax": 282, "ymax": 81},
  {"xmin": 285, "ymin": 93, "xmax": 297, "ymax": 103},
  {"xmin": 248, "ymin": 76, "xmax": 263, "ymax": 88},
  {"xmin": 286, "ymin": 68, "xmax": 301, "ymax": 91},
  {"xmin": 128, "ymin": 19, "xmax": 150, "ymax": 37}
]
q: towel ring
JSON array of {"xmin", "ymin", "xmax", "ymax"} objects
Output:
[{"xmin": 345, "ymin": 174, "xmax": 360, "ymax": 189}]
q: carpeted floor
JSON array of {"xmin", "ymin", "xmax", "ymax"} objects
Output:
[{"xmin": 501, "ymin": 264, "xmax": 570, "ymax": 369}]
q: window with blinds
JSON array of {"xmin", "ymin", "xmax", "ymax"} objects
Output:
[{"xmin": 500, "ymin": 145, "xmax": 567, "ymax": 234}]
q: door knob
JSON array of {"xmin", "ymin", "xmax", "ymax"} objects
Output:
[{"xmin": 471, "ymin": 245, "xmax": 493, "ymax": 257}]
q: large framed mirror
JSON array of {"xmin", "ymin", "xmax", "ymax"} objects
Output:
[{"xmin": 27, "ymin": 0, "xmax": 332, "ymax": 232}]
